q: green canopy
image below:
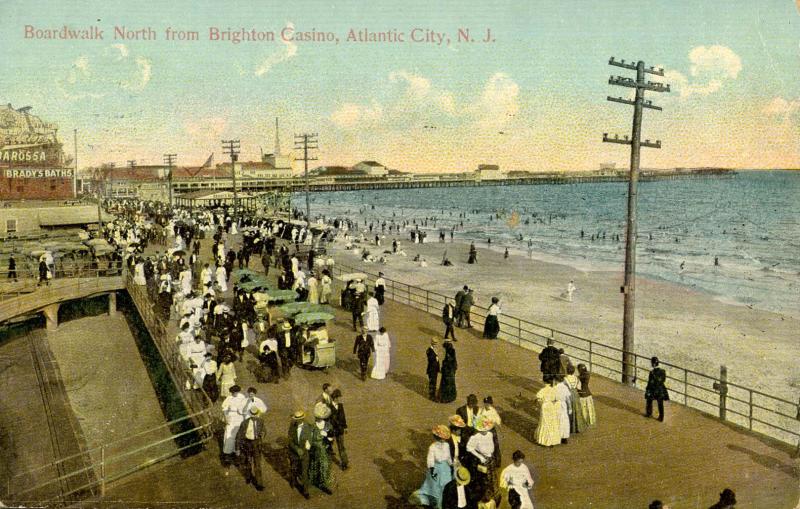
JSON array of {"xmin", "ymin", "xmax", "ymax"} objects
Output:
[
  {"xmin": 261, "ymin": 289, "xmax": 298, "ymax": 302},
  {"xmin": 233, "ymin": 268, "xmax": 258, "ymax": 278},
  {"xmin": 278, "ymin": 302, "xmax": 335, "ymax": 317},
  {"xmin": 237, "ymin": 280, "xmax": 271, "ymax": 292},
  {"xmin": 294, "ymin": 311, "xmax": 335, "ymax": 325}
]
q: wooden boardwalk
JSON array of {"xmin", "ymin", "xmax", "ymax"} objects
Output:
[{"xmin": 102, "ymin": 236, "xmax": 799, "ymax": 509}]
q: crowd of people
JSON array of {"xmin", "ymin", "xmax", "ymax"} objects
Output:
[{"xmin": 85, "ymin": 198, "xmax": 733, "ymax": 508}]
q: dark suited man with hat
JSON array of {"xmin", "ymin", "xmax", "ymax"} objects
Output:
[
  {"xmin": 288, "ymin": 410, "xmax": 313, "ymax": 499},
  {"xmin": 426, "ymin": 338, "xmax": 441, "ymax": 401},
  {"xmin": 645, "ymin": 356, "xmax": 670, "ymax": 422},
  {"xmin": 236, "ymin": 406, "xmax": 265, "ymax": 491}
]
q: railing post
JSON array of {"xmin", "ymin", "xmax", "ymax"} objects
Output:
[
  {"xmin": 588, "ymin": 341, "xmax": 593, "ymax": 371},
  {"xmin": 100, "ymin": 445, "xmax": 106, "ymax": 497},
  {"xmin": 713, "ymin": 365, "xmax": 728, "ymax": 421},
  {"xmin": 683, "ymin": 370, "xmax": 688, "ymax": 405},
  {"xmin": 748, "ymin": 390, "xmax": 753, "ymax": 430},
  {"xmin": 517, "ymin": 318, "xmax": 521, "ymax": 346},
  {"xmin": 425, "ymin": 290, "xmax": 429, "ymax": 313}
]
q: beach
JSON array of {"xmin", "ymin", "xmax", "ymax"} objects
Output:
[{"xmin": 327, "ymin": 234, "xmax": 800, "ymax": 402}]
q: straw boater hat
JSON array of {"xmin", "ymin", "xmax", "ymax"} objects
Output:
[
  {"xmin": 249, "ymin": 406, "xmax": 260, "ymax": 415},
  {"xmin": 455, "ymin": 466, "xmax": 471, "ymax": 486},
  {"xmin": 432, "ymin": 424, "xmax": 451, "ymax": 440},
  {"xmin": 430, "ymin": 337, "xmax": 439, "ymax": 345},
  {"xmin": 448, "ymin": 415, "xmax": 466, "ymax": 428},
  {"xmin": 313, "ymin": 401, "xmax": 332, "ymax": 420},
  {"xmin": 474, "ymin": 416, "xmax": 495, "ymax": 432},
  {"xmin": 282, "ymin": 321, "xmax": 293, "ymax": 330},
  {"xmin": 292, "ymin": 410, "xmax": 306, "ymax": 420}
]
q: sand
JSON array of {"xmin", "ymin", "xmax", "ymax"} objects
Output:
[{"xmin": 327, "ymin": 234, "xmax": 800, "ymax": 403}]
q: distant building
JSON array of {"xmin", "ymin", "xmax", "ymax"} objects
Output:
[
  {"xmin": 599, "ymin": 162, "xmax": 617, "ymax": 175},
  {"xmin": 259, "ymin": 117, "xmax": 293, "ymax": 177},
  {"xmin": 474, "ymin": 164, "xmax": 505, "ymax": 181},
  {"xmin": 353, "ymin": 160, "xmax": 388, "ymax": 177},
  {"xmin": 1, "ymin": 104, "xmax": 75, "ymax": 200}
]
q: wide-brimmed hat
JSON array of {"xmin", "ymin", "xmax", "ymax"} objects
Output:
[
  {"xmin": 474, "ymin": 415, "xmax": 495, "ymax": 432},
  {"xmin": 282, "ymin": 321, "xmax": 293, "ymax": 330},
  {"xmin": 448, "ymin": 415, "xmax": 466, "ymax": 428},
  {"xmin": 432, "ymin": 424, "xmax": 451, "ymax": 440},
  {"xmin": 292, "ymin": 410, "xmax": 306, "ymax": 420},
  {"xmin": 313, "ymin": 401, "xmax": 331, "ymax": 420},
  {"xmin": 455, "ymin": 466, "xmax": 471, "ymax": 485}
]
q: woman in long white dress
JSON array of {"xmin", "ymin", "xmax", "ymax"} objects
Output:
[
  {"xmin": 180, "ymin": 268, "xmax": 192, "ymax": 296},
  {"xmin": 216, "ymin": 356, "xmax": 237, "ymax": 396},
  {"xmin": 215, "ymin": 265, "xmax": 228, "ymax": 292},
  {"xmin": 534, "ymin": 380, "xmax": 561, "ymax": 447},
  {"xmin": 371, "ymin": 327, "xmax": 391, "ymax": 379},
  {"xmin": 499, "ymin": 450, "xmax": 535, "ymax": 509},
  {"xmin": 365, "ymin": 294, "xmax": 380, "ymax": 332},
  {"xmin": 555, "ymin": 376, "xmax": 572, "ymax": 443},
  {"xmin": 133, "ymin": 261, "xmax": 147, "ymax": 286},
  {"xmin": 320, "ymin": 272, "xmax": 332, "ymax": 304},
  {"xmin": 307, "ymin": 275, "xmax": 319, "ymax": 304}
]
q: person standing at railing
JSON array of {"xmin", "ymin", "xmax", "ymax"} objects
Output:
[
  {"xmin": 443, "ymin": 299, "xmax": 457, "ymax": 341},
  {"xmin": 459, "ymin": 289, "xmax": 474, "ymax": 329},
  {"xmin": 577, "ymin": 364, "xmax": 597, "ymax": 427},
  {"xmin": 645, "ymin": 357, "xmax": 669, "ymax": 422},
  {"xmin": 7, "ymin": 254, "xmax": 17, "ymax": 282},
  {"xmin": 483, "ymin": 297, "xmax": 501, "ymax": 340}
]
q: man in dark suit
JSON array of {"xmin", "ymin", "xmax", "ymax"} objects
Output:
[
  {"xmin": 538, "ymin": 339, "xmax": 561, "ymax": 384},
  {"xmin": 329, "ymin": 389, "xmax": 349, "ymax": 470},
  {"xmin": 454, "ymin": 286, "xmax": 467, "ymax": 327},
  {"xmin": 426, "ymin": 338, "xmax": 441, "ymax": 401},
  {"xmin": 277, "ymin": 321, "xmax": 295, "ymax": 378},
  {"xmin": 287, "ymin": 410, "xmax": 312, "ymax": 499},
  {"xmin": 442, "ymin": 299, "xmax": 457, "ymax": 340},
  {"xmin": 353, "ymin": 328, "xmax": 374, "ymax": 381},
  {"xmin": 456, "ymin": 394, "xmax": 480, "ymax": 438},
  {"xmin": 645, "ymin": 356, "xmax": 669, "ymax": 422},
  {"xmin": 459, "ymin": 289, "xmax": 474, "ymax": 328},
  {"xmin": 236, "ymin": 407, "xmax": 265, "ymax": 491},
  {"xmin": 442, "ymin": 466, "xmax": 472, "ymax": 509}
]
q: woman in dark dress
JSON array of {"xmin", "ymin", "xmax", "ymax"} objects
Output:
[
  {"xmin": 438, "ymin": 341, "xmax": 458, "ymax": 403},
  {"xmin": 482, "ymin": 297, "xmax": 501, "ymax": 339}
]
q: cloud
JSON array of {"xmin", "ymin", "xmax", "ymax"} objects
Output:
[
  {"xmin": 762, "ymin": 97, "xmax": 800, "ymax": 120},
  {"xmin": 688, "ymin": 45, "xmax": 741, "ymax": 79},
  {"xmin": 471, "ymin": 72, "xmax": 520, "ymax": 128},
  {"xmin": 666, "ymin": 45, "xmax": 741, "ymax": 98},
  {"xmin": 328, "ymin": 71, "xmax": 519, "ymax": 132},
  {"xmin": 255, "ymin": 22, "xmax": 297, "ymax": 76},
  {"xmin": 57, "ymin": 44, "xmax": 152, "ymax": 100},
  {"xmin": 330, "ymin": 101, "xmax": 383, "ymax": 128}
]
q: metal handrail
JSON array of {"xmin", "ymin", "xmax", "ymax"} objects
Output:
[{"xmin": 333, "ymin": 261, "xmax": 800, "ymax": 446}]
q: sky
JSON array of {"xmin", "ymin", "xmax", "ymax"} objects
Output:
[{"xmin": 1, "ymin": 0, "xmax": 799, "ymax": 172}]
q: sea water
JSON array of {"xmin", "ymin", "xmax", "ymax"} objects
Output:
[{"xmin": 296, "ymin": 170, "xmax": 800, "ymax": 318}]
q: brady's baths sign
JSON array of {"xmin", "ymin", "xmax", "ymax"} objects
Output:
[{"xmin": 4, "ymin": 168, "xmax": 74, "ymax": 178}]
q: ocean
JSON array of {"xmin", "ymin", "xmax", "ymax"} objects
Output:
[{"xmin": 294, "ymin": 170, "xmax": 800, "ymax": 318}]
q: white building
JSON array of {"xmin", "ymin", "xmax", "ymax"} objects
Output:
[
  {"xmin": 353, "ymin": 160, "xmax": 388, "ymax": 177},
  {"xmin": 474, "ymin": 164, "xmax": 505, "ymax": 181}
]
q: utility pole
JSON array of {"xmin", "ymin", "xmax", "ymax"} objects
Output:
[
  {"xmin": 73, "ymin": 129, "xmax": 78, "ymax": 198},
  {"xmin": 603, "ymin": 57, "xmax": 669, "ymax": 385},
  {"xmin": 163, "ymin": 153, "xmax": 177, "ymax": 208},
  {"xmin": 222, "ymin": 140, "xmax": 241, "ymax": 218},
  {"xmin": 126, "ymin": 160, "xmax": 137, "ymax": 200},
  {"xmin": 106, "ymin": 162, "xmax": 115, "ymax": 200},
  {"xmin": 294, "ymin": 133, "xmax": 318, "ymax": 225}
]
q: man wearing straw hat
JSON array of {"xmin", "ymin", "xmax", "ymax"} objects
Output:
[
  {"xmin": 236, "ymin": 406, "xmax": 265, "ymax": 491},
  {"xmin": 277, "ymin": 320, "xmax": 295, "ymax": 379},
  {"xmin": 442, "ymin": 466, "xmax": 472, "ymax": 509},
  {"xmin": 288, "ymin": 410, "xmax": 313, "ymax": 499}
]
